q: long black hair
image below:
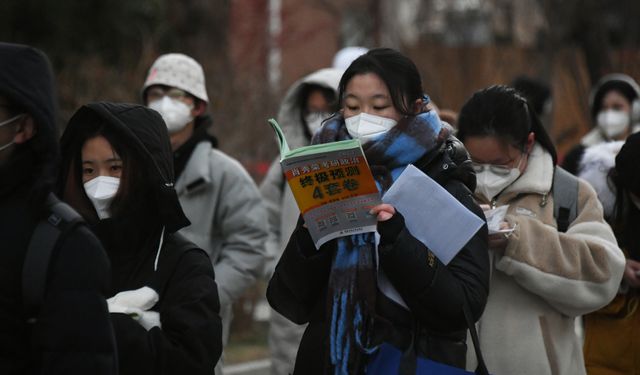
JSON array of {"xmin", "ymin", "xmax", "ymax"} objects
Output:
[
  {"xmin": 611, "ymin": 132, "xmax": 640, "ymax": 260},
  {"xmin": 338, "ymin": 48, "xmax": 423, "ymax": 116},
  {"xmin": 60, "ymin": 115, "xmax": 156, "ymax": 224},
  {"xmin": 457, "ymin": 85, "xmax": 557, "ymax": 164}
]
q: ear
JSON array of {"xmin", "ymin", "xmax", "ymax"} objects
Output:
[
  {"xmin": 191, "ymin": 100, "xmax": 207, "ymax": 117},
  {"xmin": 413, "ymin": 98, "xmax": 425, "ymax": 113},
  {"xmin": 526, "ymin": 132, "xmax": 535, "ymax": 153},
  {"xmin": 13, "ymin": 115, "xmax": 37, "ymax": 144}
]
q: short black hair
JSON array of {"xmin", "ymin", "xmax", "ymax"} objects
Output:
[{"xmin": 338, "ymin": 48, "xmax": 423, "ymax": 116}]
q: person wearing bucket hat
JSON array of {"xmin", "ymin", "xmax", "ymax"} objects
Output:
[
  {"xmin": 0, "ymin": 42, "xmax": 117, "ymax": 374},
  {"xmin": 58, "ymin": 102, "xmax": 223, "ymax": 375},
  {"xmin": 563, "ymin": 73, "xmax": 640, "ymax": 175},
  {"xmin": 142, "ymin": 53, "xmax": 268, "ymax": 372}
]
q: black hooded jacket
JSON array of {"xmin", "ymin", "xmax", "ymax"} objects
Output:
[
  {"xmin": 59, "ymin": 102, "xmax": 222, "ymax": 375},
  {"xmin": 0, "ymin": 43, "xmax": 117, "ymax": 374},
  {"xmin": 267, "ymin": 135, "xmax": 490, "ymax": 374}
]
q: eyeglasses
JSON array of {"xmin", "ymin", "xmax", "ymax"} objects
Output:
[
  {"xmin": 146, "ymin": 87, "xmax": 189, "ymax": 102},
  {"xmin": 472, "ymin": 153, "xmax": 526, "ymax": 176}
]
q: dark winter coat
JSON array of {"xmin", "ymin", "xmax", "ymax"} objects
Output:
[
  {"xmin": 267, "ymin": 136, "xmax": 490, "ymax": 374},
  {"xmin": 59, "ymin": 102, "xmax": 222, "ymax": 375},
  {"xmin": 0, "ymin": 43, "xmax": 117, "ymax": 374}
]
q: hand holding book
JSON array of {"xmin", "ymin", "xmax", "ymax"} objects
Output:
[{"xmin": 268, "ymin": 118, "xmax": 382, "ymax": 249}]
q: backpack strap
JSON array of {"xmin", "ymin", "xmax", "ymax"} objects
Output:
[
  {"xmin": 552, "ymin": 167, "xmax": 579, "ymax": 233},
  {"xmin": 23, "ymin": 193, "xmax": 84, "ymax": 321}
]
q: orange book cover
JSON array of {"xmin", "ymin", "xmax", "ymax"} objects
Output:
[{"xmin": 268, "ymin": 119, "xmax": 381, "ymax": 248}]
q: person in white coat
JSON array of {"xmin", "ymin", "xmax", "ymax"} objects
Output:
[
  {"xmin": 142, "ymin": 53, "xmax": 269, "ymax": 374},
  {"xmin": 457, "ymin": 85, "xmax": 625, "ymax": 375},
  {"xmin": 259, "ymin": 67, "xmax": 341, "ymax": 375}
]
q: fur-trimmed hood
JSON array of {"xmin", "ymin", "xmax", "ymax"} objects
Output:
[
  {"xmin": 578, "ymin": 141, "xmax": 623, "ymax": 220},
  {"xmin": 276, "ymin": 68, "xmax": 342, "ymax": 150}
]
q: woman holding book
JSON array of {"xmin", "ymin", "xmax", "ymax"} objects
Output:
[
  {"xmin": 456, "ymin": 85, "xmax": 624, "ymax": 375},
  {"xmin": 267, "ymin": 48, "xmax": 490, "ymax": 374},
  {"xmin": 57, "ymin": 102, "xmax": 222, "ymax": 375}
]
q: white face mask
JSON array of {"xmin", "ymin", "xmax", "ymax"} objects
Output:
[
  {"xmin": 148, "ymin": 96, "xmax": 194, "ymax": 134},
  {"xmin": 597, "ymin": 109, "xmax": 630, "ymax": 139},
  {"xmin": 345, "ymin": 112, "xmax": 397, "ymax": 144},
  {"xmin": 475, "ymin": 168, "xmax": 521, "ymax": 201},
  {"xmin": 304, "ymin": 112, "xmax": 332, "ymax": 136},
  {"xmin": 84, "ymin": 176, "xmax": 120, "ymax": 219},
  {"xmin": 474, "ymin": 155, "xmax": 526, "ymax": 201}
]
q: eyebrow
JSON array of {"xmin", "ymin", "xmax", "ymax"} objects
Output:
[
  {"xmin": 82, "ymin": 158, "xmax": 122, "ymax": 164},
  {"xmin": 344, "ymin": 93, "xmax": 390, "ymax": 100}
]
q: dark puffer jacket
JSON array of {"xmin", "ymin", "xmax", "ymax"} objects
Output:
[
  {"xmin": 59, "ymin": 102, "xmax": 222, "ymax": 375},
  {"xmin": 267, "ymin": 135, "xmax": 490, "ymax": 374},
  {"xmin": 0, "ymin": 43, "xmax": 117, "ymax": 374}
]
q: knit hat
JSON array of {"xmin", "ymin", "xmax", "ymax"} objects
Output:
[
  {"xmin": 142, "ymin": 53, "xmax": 209, "ymax": 103},
  {"xmin": 615, "ymin": 132, "xmax": 640, "ymax": 196}
]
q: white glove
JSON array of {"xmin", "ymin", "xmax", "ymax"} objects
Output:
[
  {"xmin": 108, "ymin": 286, "xmax": 159, "ymax": 310},
  {"xmin": 108, "ymin": 286, "xmax": 161, "ymax": 330}
]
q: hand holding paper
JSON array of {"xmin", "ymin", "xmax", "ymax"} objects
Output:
[
  {"xmin": 382, "ymin": 165, "xmax": 484, "ymax": 265},
  {"xmin": 484, "ymin": 205, "xmax": 515, "ymax": 235}
]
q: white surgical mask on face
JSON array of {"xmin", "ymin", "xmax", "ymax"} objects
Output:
[
  {"xmin": 475, "ymin": 168, "xmax": 521, "ymax": 201},
  {"xmin": 148, "ymin": 96, "xmax": 194, "ymax": 134},
  {"xmin": 345, "ymin": 112, "xmax": 397, "ymax": 144},
  {"xmin": 473, "ymin": 154, "xmax": 526, "ymax": 201},
  {"xmin": 597, "ymin": 109, "xmax": 630, "ymax": 139},
  {"xmin": 304, "ymin": 112, "xmax": 332, "ymax": 136},
  {"xmin": 84, "ymin": 176, "xmax": 120, "ymax": 219}
]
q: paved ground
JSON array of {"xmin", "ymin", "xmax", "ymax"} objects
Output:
[{"xmin": 224, "ymin": 359, "xmax": 271, "ymax": 375}]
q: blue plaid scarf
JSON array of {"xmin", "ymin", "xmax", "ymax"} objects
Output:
[{"xmin": 313, "ymin": 105, "xmax": 450, "ymax": 374}]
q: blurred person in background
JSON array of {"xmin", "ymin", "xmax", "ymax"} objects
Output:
[
  {"xmin": 58, "ymin": 102, "xmax": 223, "ymax": 375},
  {"xmin": 457, "ymin": 85, "xmax": 625, "ymax": 375},
  {"xmin": 578, "ymin": 133, "xmax": 640, "ymax": 375},
  {"xmin": 0, "ymin": 42, "xmax": 116, "ymax": 374},
  {"xmin": 141, "ymin": 53, "xmax": 269, "ymax": 373},
  {"xmin": 511, "ymin": 75, "xmax": 553, "ymax": 132},
  {"xmin": 260, "ymin": 67, "xmax": 342, "ymax": 375},
  {"xmin": 563, "ymin": 73, "xmax": 640, "ymax": 175},
  {"xmin": 267, "ymin": 48, "xmax": 490, "ymax": 375}
]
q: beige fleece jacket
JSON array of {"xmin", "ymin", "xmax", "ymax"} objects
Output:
[{"xmin": 467, "ymin": 144, "xmax": 625, "ymax": 375}]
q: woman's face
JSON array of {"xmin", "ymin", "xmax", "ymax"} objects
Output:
[
  {"xmin": 81, "ymin": 135, "xmax": 123, "ymax": 183},
  {"xmin": 464, "ymin": 134, "xmax": 534, "ymax": 174},
  {"xmin": 342, "ymin": 73, "xmax": 403, "ymax": 122},
  {"xmin": 601, "ymin": 90, "xmax": 632, "ymax": 114}
]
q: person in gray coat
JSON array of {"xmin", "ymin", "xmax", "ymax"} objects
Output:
[
  {"xmin": 141, "ymin": 53, "xmax": 269, "ymax": 373},
  {"xmin": 259, "ymin": 67, "xmax": 341, "ymax": 375}
]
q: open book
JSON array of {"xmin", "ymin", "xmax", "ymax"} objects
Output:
[{"xmin": 267, "ymin": 119, "xmax": 382, "ymax": 249}]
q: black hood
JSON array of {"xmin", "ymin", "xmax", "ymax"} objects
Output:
[
  {"xmin": 59, "ymin": 102, "xmax": 190, "ymax": 232},
  {"xmin": 0, "ymin": 42, "xmax": 59, "ymax": 197}
]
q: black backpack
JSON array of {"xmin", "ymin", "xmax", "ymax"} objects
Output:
[
  {"xmin": 22, "ymin": 193, "xmax": 84, "ymax": 322},
  {"xmin": 552, "ymin": 167, "xmax": 579, "ymax": 233}
]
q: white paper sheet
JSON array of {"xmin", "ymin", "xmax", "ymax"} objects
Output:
[{"xmin": 382, "ymin": 164, "xmax": 484, "ymax": 265}]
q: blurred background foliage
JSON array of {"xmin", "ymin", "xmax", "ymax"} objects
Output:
[{"xmin": 1, "ymin": 0, "xmax": 640, "ymax": 174}]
